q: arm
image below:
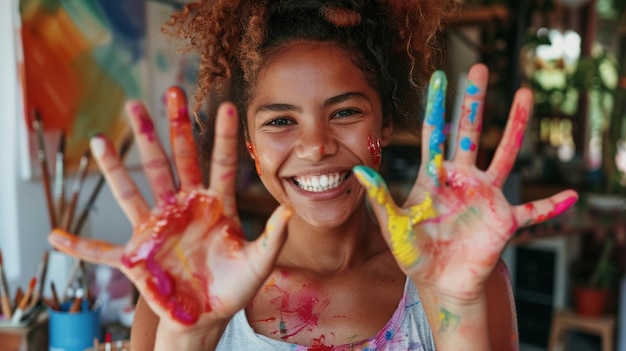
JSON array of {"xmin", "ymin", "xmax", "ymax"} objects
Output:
[
  {"xmin": 416, "ymin": 259, "xmax": 516, "ymax": 350},
  {"xmin": 131, "ymin": 295, "xmax": 230, "ymax": 351},
  {"xmin": 486, "ymin": 260, "xmax": 518, "ymax": 350},
  {"xmin": 130, "ymin": 297, "xmax": 157, "ymax": 350},
  {"xmin": 354, "ymin": 63, "xmax": 575, "ymax": 350}
]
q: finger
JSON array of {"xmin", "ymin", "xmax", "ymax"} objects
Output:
[
  {"xmin": 90, "ymin": 135, "xmax": 151, "ymax": 225},
  {"xmin": 512, "ymin": 190, "xmax": 578, "ymax": 227},
  {"xmin": 209, "ymin": 103, "xmax": 240, "ymax": 218},
  {"xmin": 486, "ymin": 88, "xmax": 533, "ymax": 187},
  {"xmin": 246, "ymin": 205, "xmax": 293, "ymax": 276},
  {"xmin": 48, "ymin": 229, "xmax": 125, "ymax": 267},
  {"xmin": 353, "ymin": 165, "xmax": 437, "ymax": 268},
  {"xmin": 421, "ymin": 70, "xmax": 448, "ymax": 187},
  {"xmin": 166, "ymin": 87, "xmax": 203, "ymax": 191},
  {"xmin": 452, "ymin": 64, "xmax": 488, "ymax": 166},
  {"xmin": 126, "ymin": 101, "xmax": 177, "ymax": 205}
]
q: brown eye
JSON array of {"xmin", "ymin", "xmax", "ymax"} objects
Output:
[
  {"xmin": 334, "ymin": 109, "xmax": 358, "ymax": 119},
  {"xmin": 266, "ymin": 118, "xmax": 294, "ymax": 126}
]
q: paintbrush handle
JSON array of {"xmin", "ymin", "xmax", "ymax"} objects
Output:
[
  {"xmin": 1, "ymin": 296, "xmax": 12, "ymax": 319},
  {"xmin": 33, "ymin": 115, "xmax": 57, "ymax": 229}
]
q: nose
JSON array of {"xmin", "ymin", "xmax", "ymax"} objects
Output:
[{"xmin": 294, "ymin": 123, "xmax": 338, "ymax": 161}]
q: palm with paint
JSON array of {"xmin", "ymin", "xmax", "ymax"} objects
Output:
[
  {"xmin": 354, "ymin": 64, "xmax": 578, "ymax": 303},
  {"xmin": 48, "ymin": 87, "xmax": 292, "ymax": 332}
]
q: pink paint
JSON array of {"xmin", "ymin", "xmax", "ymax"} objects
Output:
[
  {"xmin": 120, "ymin": 192, "xmax": 240, "ymax": 325},
  {"xmin": 220, "ymin": 170, "xmax": 236, "ymax": 181},
  {"xmin": 137, "ymin": 111, "xmax": 156, "ymax": 142},
  {"xmin": 512, "ymin": 105, "xmax": 528, "ymax": 147},
  {"xmin": 553, "ymin": 196, "xmax": 577, "ymax": 217},
  {"xmin": 367, "ymin": 135, "xmax": 381, "ymax": 165},
  {"xmin": 266, "ymin": 282, "xmax": 329, "ymax": 340}
]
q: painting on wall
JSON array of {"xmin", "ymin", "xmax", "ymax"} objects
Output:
[{"xmin": 17, "ymin": 0, "xmax": 149, "ymax": 178}]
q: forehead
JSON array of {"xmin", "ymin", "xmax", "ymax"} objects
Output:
[{"xmin": 251, "ymin": 41, "xmax": 373, "ymax": 99}]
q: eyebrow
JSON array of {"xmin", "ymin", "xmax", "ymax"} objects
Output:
[{"xmin": 255, "ymin": 92, "xmax": 369, "ymax": 114}]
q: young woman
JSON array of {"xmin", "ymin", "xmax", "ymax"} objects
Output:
[{"xmin": 48, "ymin": 1, "xmax": 578, "ymax": 350}]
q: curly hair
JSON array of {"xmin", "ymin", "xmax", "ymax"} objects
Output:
[{"xmin": 164, "ymin": 0, "xmax": 457, "ymax": 159}]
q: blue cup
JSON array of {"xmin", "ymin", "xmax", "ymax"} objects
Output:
[{"xmin": 48, "ymin": 301, "xmax": 101, "ymax": 351}]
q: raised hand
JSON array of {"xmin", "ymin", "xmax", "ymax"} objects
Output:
[
  {"xmin": 354, "ymin": 64, "xmax": 578, "ymax": 301},
  {"xmin": 48, "ymin": 87, "xmax": 292, "ymax": 331}
]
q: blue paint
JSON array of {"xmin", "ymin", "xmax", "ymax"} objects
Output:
[
  {"xmin": 466, "ymin": 81, "xmax": 480, "ymax": 95},
  {"xmin": 425, "ymin": 71, "xmax": 448, "ymax": 161},
  {"xmin": 385, "ymin": 330, "xmax": 394, "ymax": 341},
  {"xmin": 460, "ymin": 136, "xmax": 473, "ymax": 151},
  {"xmin": 468, "ymin": 101, "xmax": 479, "ymax": 123}
]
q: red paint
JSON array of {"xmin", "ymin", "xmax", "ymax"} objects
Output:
[
  {"xmin": 133, "ymin": 105, "xmax": 156, "ymax": 142},
  {"xmin": 307, "ymin": 335, "xmax": 333, "ymax": 350},
  {"xmin": 367, "ymin": 135, "xmax": 381, "ymax": 165},
  {"xmin": 166, "ymin": 87, "xmax": 203, "ymax": 188},
  {"xmin": 120, "ymin": 191, "xmax": 241, "ymax": 325},
  {"xmin": 319, "ymin": 145, "xmax": 325, "ymax": 156},
  {"xmin": 266, "ymin": 282, "xmax": 330, "ymax": 339}
]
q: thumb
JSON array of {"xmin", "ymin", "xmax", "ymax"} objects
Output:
[
  {"xmin": 246, "ymin": 204, "xmax": 293, "ymax": 273},
  {"xmin": 48, "ymin": 228, "xmax": 124, "ymax": 268},
  {"xmin": 353, "ymin": 165, "xmax": 429, "ymax": 268}
]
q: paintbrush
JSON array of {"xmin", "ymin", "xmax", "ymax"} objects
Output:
[
  {"xmin": 32, "ymin": 109, "xmax": 57, "ymax": 229},
  {"xmin": 27, "ymin": 250, "xmax": 49, "ymax": 310},
  {"xmin": 62, "ymin": 150, "xmax": 90, "ymax": 232},
  {"xmin": 54, "ymin": 132, "xmax": 66, "ymax": 223},
  {"xmin": 68, "ymin": 288, "xmax": 83, "ymax": 313},
  {"xmin": 73, "ymin": 132, "xmax": 134, "ymax": 235},
  {"xmin": 50, "ymin": 281, "xmax": 60, "ymax": 310},
  {"xmin": 0, "ymin": 250, "xmax": 12, "ymax": 319},
  {"xmin": 11, "ymin": 277, "xmax": 36, "ymax": 325}
]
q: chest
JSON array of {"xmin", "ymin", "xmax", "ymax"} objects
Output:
[{"xmin": 245, "ymin": 273, "xmax": 405, "ymax": 346}]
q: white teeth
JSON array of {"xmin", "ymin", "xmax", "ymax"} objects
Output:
[{"xmin": 293, "ymin": 172, "xmax": 348, "ymax": 193}]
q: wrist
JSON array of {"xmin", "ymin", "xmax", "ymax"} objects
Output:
[
  {"xmin": 415, "ymin": 282, "xmax": 491, "ymax": 350},
  {"xmin": 154, "ymin": 317, "xmax": 230, "ymax": 351}
]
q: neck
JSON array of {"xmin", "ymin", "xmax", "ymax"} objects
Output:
[{"xmin": 277, "ymin": 204, "xmax": 385, "ymax": 276}]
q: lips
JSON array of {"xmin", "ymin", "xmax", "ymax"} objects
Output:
[{"xmin": 292, "ymin": 171, "xmax": 351, "ymax": 193}]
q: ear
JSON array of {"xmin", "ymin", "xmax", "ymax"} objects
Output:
[
  {"xmin": 245, "ymin": 140, "xmax": 256, "ymax": 160},
  {"xmin": 380, "ymin": 121, "xmax": 393, "ymax": 147}
]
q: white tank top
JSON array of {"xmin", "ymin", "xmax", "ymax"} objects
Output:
[{"xmin": 217, "ymin": 277, "xmax": 435, "ymax": 350}]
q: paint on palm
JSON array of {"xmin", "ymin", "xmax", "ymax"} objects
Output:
[{"xmin": 121, "ymin": 191, "xmax": 243, "ymax": 325}]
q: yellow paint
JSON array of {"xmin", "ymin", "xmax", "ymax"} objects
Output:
[
  {"xmin": 357, "ymin": 170, "xmax": 437, "ymax": 266},
  {"xmin": 174, "ymin": 244, "xmax": 205, "ymax": 291},
  {"xmin": 264, "ymin": 277, "xmax": 275, "ymax": 291}
]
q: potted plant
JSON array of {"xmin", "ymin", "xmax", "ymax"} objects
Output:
[{"xmin": 572, "ymin": 236, "xmax": 618, "ymax": 317}]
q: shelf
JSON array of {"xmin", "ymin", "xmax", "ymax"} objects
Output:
[{"xmin": 446, "ymin": 4, "xmax": 510, "ymax": 28}]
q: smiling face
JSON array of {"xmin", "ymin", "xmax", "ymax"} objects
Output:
[{"xmin": 246, "ymin": 41, "xmax": 392, "ymax": 228}]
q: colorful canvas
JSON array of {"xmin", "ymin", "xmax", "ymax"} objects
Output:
[{"xmin": 18, "ymin": 0, "xmax": 147, "ymax": 176}]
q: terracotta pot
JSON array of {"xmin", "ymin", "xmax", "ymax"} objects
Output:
[{"xmin": 574, "ymin": 286, "xmax": 611, "ymax": 317}]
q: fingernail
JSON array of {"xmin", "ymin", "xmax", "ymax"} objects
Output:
[
  {"xmin": 554, "ymin": 196, "xmax": 578, "ymax": 216},
  {"xmin": 90, "ymin": 136, "xmax": 106, "ymax": 158}
]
